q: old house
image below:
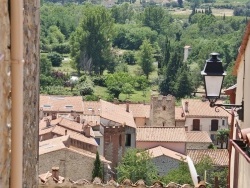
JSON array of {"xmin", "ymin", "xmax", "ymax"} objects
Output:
[
  {"xmin": 39, "ymin": 135, "xmax": 110, "ymax": 181},
  {"xmin": 146, "ymin": 146, "xmax": 186, "ymax": 176},
  {"xmin": 136, "ymin": 127, "xmax": 186, "ymax": 154},
  {"xmin": 181, "ymin": 99, "xmax": 229, "ymax": 142}
]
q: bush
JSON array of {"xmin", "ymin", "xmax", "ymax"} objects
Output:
[
  {"xmin": 47, "ymin": 52, "xmax": 64, "ymax": 67},
  {"xmin": 92, "ymin": 76, "xmax": 106, "ymax": 86},
  {"xmin": 79, "ymin": 83, "xmax": 94, "ymax": 96},
  {"xmin": 51, "ymin": 43, "xmax": 70, "ymax": 54},
  {"xmin": 123, "ymin": 51, "xmax": 136, "ymax": 65}
]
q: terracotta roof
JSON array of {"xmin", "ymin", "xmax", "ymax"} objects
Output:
[
  {"xmin": 182, "ymin": 99, "xmax": 229, "ymax": 118},
  {"xmin": 39, "ymin": 135, "xmax": 69, "ymax": 155},
  {"xmin": 118, "ymin": 103, "xmax": 150, "ymax": 118},
  {"xmin": 40, "ymin": 95, "xmax": 83, "ymax": 112},
  {"xmin": 136, "ymin": 127, "xmax": 186, "ymax": 142},
  {"xmin": 175, "ymin": 107, "xmax": 185, "ymax": 121},
  {"xmin": 186, "ymin": 131, "xmax": 212, "ymax": 143},
  {"xmin": 187, "ymin": 149, "xmax": 229, "ymax": 166},
  {"xmin": 146, "ymin": 146, "xmax": 186, "ymax": 161},
  {"xmin": 83, "ymin": 101, "xmax": 101, "ymax": 115},
  {"xmin": 233, "ymin": 21, "xmax": 250, "ymax": 75},
  {"xmin": 100, "ymin": 100, "xmax": 136, "ymax": 128},
  {"xmin": 52, "ymin": 126, "xmax": 98, "ymax": 146},
  {"xmin": 81, "ymin": 115, "xmax": 100, "ymax": 126}
]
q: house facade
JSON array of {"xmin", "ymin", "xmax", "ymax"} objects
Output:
[
  {"xmin": 182, "ymin": 99, "xmax": 229, "ymax": 142},
  {"xmin": 230, "ymin": 22, "xmax": 250, "ymax": 188}
]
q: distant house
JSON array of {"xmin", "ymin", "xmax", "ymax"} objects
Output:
[
  {"xmin": 181, "ymin": 99, "xmax": 229, "ymax": 142},
  {"xmin": 136, "ymin": 127, "xmax": 186, "ymax": 154},
  {"xmin": 187, "ymin": 149, "xmax": 229, "ymax": 167},
  {"xmin": 146, "ymin": 146, "xmax": 186, "ymax": 176},
  {"xmin": 39, "ymin": 135, "xmax": 110, "ymax": 181},
  {"xmin": 186, "ymin": 131, "xmax": 213, "ymax": 150}
]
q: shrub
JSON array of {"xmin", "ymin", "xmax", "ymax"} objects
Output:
[
  {"xmin": 47, "ymin": 52, "xmax": 64, "ymax": 67},
  {"xmin": 51, "ymin": 43, "xmax": 70, "ymax": 54}
]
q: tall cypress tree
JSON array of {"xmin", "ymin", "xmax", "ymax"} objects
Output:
[{"xmin": 92, "ymin": 151, "xmax": 103, "ymax": 179}]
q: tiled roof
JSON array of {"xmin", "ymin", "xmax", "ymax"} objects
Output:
[
  {"xmin": 83, "ymin": 101, "xmax": 101, "ymax": 115},
  {"xmin": 186, "ymin": 131, "xmax": 212, "ymax": 143},
  {"xmin": 182, "ymin": 99, "xmax": 229, "ymax": 118},
  {"xmin": 52, "ymin": 126, "xmax": 98, "ymax": 146},
  {"xmin": 39, "ymin": 135, "xmax": 69, "ymax": 155},
  {"xmin": 136, "ymin": 127, "xmax": 186, "ymax": 142},
  {"xmin": 187, "ymin": 149, "xmax": 229, "ymax": 166},
  {"xmin": 40, "ymin": 95, "xmax": 83, "ymax": 112},
  {"xmin": 100, "ymin": 100, "xmax": 136, "ymax": 128},
  {"xmin": 175, "ymin": 107, "xmax": 185, "ymax": 121},
  {"xmin": 81, "ymin": 115, "xmax": 100, "ymax": 126},
  {"xmin": 146, "ymin": 146, "xmax": 186, "ymax": 161},
  {"xmin": 118, "ymin": 103, "xmax": 150, "ymax": 118}
]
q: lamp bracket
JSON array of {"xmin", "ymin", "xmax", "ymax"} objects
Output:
[{"xmin": 210, "ymin": 101, "xmax": 244, "ymax": 121}]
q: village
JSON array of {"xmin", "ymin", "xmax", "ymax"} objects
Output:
[{"xmin": 38, "ymin": 94, "xmax": 230, "ymax": 184}]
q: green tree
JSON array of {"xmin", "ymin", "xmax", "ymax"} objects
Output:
[
  {"xmin": 122, "ymin": 83, "xmax": 134, "ymax": 99},
  {"xmin": 116, "ymin": 148, "xmax": 157, "ymax": 185},
  {"xmin": 217, "ymin": 129, "xmax": 230, "ymax": 149},
  {"xmin": 111, "ymin": 3, "xmax": 135, "ymax": 24},
  {"xmin": 174, "ymin": 65, "xmax": 194, "ymax": 99},
  {"xmin": 40, "ymin": 54, "xmax": 52, "ymax": 75},
  {"xmin": 47, "ymin": 52, "xmax": 63, "ymax": 67},
  {"xmin": 137, "ymin": 40, "xmax": 155, "ymax": 79},
  {"xmin": 92, "ymin": 151, "xmax": 103, "ymax": 179},
  {"xmin": 70, "ymin": 5, "xmax": 114, "ymax": 75}
]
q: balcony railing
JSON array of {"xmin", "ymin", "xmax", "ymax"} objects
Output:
[{"xmin": 231, "ymin": 139, "xmax": 250, "ymax": 163}]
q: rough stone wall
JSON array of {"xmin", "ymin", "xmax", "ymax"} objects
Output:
[
  {"xmin": 149, "ymin": 95, "xmax": 175, "ymax": 127},
  {"xmin": 152, "ymin": 156, "xmax": 181, "ymax": 176},
  {"xmin": 104, "ymin": 126, "xmax": 125, "ymax": 169},
  {"xmin": 23, "ymin": 0, "xmax": 40, "ymax": 187},
  {"xmin": 186, "ymin": 143, "xmax": 210, "ymax": 150},
  {"xmin": 0, "ymin": 1, "xmax": 11, "ymax": 187},
  {"xmin": 39, "ymin": 149, "xmax": 108, "ymax": 181}
]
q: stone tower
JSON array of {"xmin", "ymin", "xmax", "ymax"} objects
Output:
[
  {"xmin": 149, "ymin": 95, "xmax": 175, "ymax": 127},
  {"xmin": 103, "ymin": 124, "xmax": 125, "ymax": 171}
]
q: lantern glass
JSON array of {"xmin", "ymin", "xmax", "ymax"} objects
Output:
[{"xmin": 204, "ymin": 75, "xmax": 224, "ymax": 100}]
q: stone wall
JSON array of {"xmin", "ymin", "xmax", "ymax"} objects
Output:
[
  {"xmin": 0, "ymin": 1, "xmax": 11, "ymax": 187},
  {"xmin": 149, "ymin": 95, "xmax": 175, "ymax": 127},
  {"xmin": 152, "ymin": 156, "xmax": 181, "ymax": 176},
  {"xmin": 39, "ymin": 148, "xmax": 108, "ymax": 182},
  {"xmin": 186, "ymin": 143, "xmax": 210, "ymax": 150},
  {"xmin": 23, "ymin": 0, "xmax": 40, "ymax": 187}
]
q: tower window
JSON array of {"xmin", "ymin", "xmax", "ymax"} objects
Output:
[{"xmin": 163, "ymin": 106, "xmax": 166, "ymax": 111}]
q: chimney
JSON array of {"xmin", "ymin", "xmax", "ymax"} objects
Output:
[
  {"xmin": 52, "ymin": 113, "xmax": 57, "ymax": 120},
  {"xmin": 84, "ymin": 125, "xmax": 91, "ymax": 137},
  {"xmin": 45, "ymin": 118, "xmax": 51, "ymax": 127},
  {"xmin": 75, "ymin": 115, "xmax": 80, "ymax": 123},
  {"xmin": 51, "ymin": 167, "xmax": 59, "ymax": 180},
  {"xmin": 39, "ymin": 107, "xmax": 44, "ymax": 120},
  {"xmin": 185, "ymin": 101, "xmax": 189, "ymax": 112},
  {"xmin": 126, "ymin": 100, "xmax": 129, "ymax": 112}
]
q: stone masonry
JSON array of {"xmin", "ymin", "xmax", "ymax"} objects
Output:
[
  {"xmin": 23, "ymin": 1, "xmax": 40, "ymax": 187},
  {"xmin": 0, "ymin": 1, "xmax": 40, "ymax": 187},
  {"xmin": 0, "ymin": 1, "xmax": 11, "ymax": 187},
  {"xmin": 149, "ymin": 95, "xmax": 175, "ymax": 127}
]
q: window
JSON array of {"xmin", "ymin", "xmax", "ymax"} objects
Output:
[
  {"xmin": 162, "ymin": 106, "xmax": 166, "ymax": 111},
  {"xmin": 125, "ymin": 134, "xmax": 131, "ymax": 147},
  {"xmin": 193, "ymin": 119, "xmax": 200, "ymax": 131},
  {"xmin": 95, "ymin": 138, "xmax": 100, "ymax": 145},
  {"xmin": 222, "ymin": 119, "xmax": 225, "ymax": 126},
  {"xmin": 211, "ymin": 119, "xmax": 219, "ymax": 131}
]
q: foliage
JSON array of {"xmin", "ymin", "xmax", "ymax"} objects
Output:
[
  {"xmin": 40, "ymin": 54, "xmax": 52, "ymax": 75},
  {"xmin": 51, "ymin": 43, "xmax": 70, "ymax": 54},
  {"xmin": 113, "ymin": 24, "xmax": 158, "ymax": 50},
  {"xmin": 92, "ymin": 151, "xmax": 103, "ymax": 179},
  {"xmin": 217, "ymin": 129, "xmax": 230, "ymax": 149},
  {"xmin": 116, "ymin": 148, "xmax": 158, "ymax": 185},
  {"xmin": 136, "ymin": 40, "xmax": 155, "ymax": 79},
  {"xmin": 123, "ymin": 50, "xmax": 136, "ymax": 65},
  {"xmin": 47, "ymin": 52, "xmax": 64, "ymax": 67},
  {"xmin": 111, "ymin": 3, "xmax": 135, "ymax": 24},
  {"xmin": 70, "ymin": 4, "xmax": 114, "ymax": 75},
  {"xmin": 122, "ymin": 83, "xmax": 134, "ymax": 98}
]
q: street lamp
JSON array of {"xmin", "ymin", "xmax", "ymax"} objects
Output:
[{"xmin": 201, "ymin": 52, "xmax": 244, "ymax": 121}]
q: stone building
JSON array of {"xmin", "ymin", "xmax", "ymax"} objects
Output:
[
  {"xmin": 0, "ymin": 1, "xmax": 39, "ymax": 187},
  {"xmin": 149, "ymin": 95, "xmax": 175, "ymax": 127}
]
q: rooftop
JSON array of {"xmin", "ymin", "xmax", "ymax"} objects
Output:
[
  {"xmin": 186, "ymin": 131, "xmax": 212, "ymax": 143},
  {"xmin": 118, "ymin": 103, "xmax": 150, "ymax": 118},
  {"xmin": 136, "ymin": 127, "xmax": 186, "ymax": 142}
]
